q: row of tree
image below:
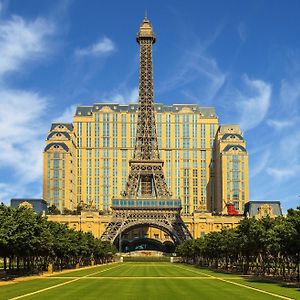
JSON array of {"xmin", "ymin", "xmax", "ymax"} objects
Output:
[
  {"xmin": 47, "ymin": 204, "xmax": 81, "ymax": 215},
  {"xmin": 0, "ymin": 204, "xmax": 116, "ymax": 273},
  {"xmin": 176, "ymin": 206, "xmax": 300, "ymax": 282}
]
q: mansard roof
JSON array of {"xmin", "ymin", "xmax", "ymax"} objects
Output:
[
  {"xmin": 47, "ymin": 131, "xmax": 71, "ymax": 140},
  {"xmin": 75, "ymin": 103, "xmax": 217, "ymax": 118},
  {"xmin": 223, "ymin": 144, "xmax": 247, "ymax": 152},
  {"xmin": 244, "ymin": 201, "xmax": 283, "ymax": 217},
  {"xmin": 44, "ymin": 142, "xmax": 69, "ymax": 152},
  {"xmin": 222, "ymin": 133, "xmax": 244, "ymax": 141},
  {"xmin": 50, "ymin": 123, "xmax": 74, "ymax": 131}
]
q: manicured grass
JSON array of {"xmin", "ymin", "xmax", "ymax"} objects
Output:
[{"xmin": 0, "ymin": 262, "xmax": 299, "ymax": 300}]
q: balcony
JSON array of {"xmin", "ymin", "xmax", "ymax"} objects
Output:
[{"xmin": 111, "ymin": 198, "xmax": 181, "ymax": 209}]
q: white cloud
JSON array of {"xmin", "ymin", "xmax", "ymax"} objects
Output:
[
  {"xmin": 280, "ymin": 78, "xmax": 300, "ymax": 112},
  {"xmin": 52, "ymin": 88, "xmax": 139, "ymax": 126},
  {"xmin": 0, "ymin": 15, "xmax": 54, "ymax": 78},
  {"xmin": 266, "ymin": 119, "xmax": 295, "ymax": 131},
  {"xmin": 75, "ymin": 37, "xmax": 115, "ymax": 57},
  {"xmin": 265, "ymin": 131, "xmax": 300, "ymax": 182},
  {"xmin": 250, "ymin": 150, "xmax": 270, "ymax": 178},
  {"xmin": 236, "ymin": 76, "xmax": 271, "ymax": 131},
  {"xmin": 159, "ymin": 48, "xmax": 226, "ymax": 101},
  {"xmin": 0, "ymin": 89, "xmax": 47, "ymax": 183},
  {"xmin": 52, "ymin": 104, "xmax": 78, "ymax": 123},
  {"xmin": 279, "ymin": 132, "xmax": 300, "ymax": 161},
  {"xmin": 0, "ymin": 14, "xmax": 55, "ymax": 203},
  {"xmin": 266, "ymin": 167, "xmax": 298, "ymax": 181},
  {"xmin": 103, "ymin": 87, "xmax": 138, "ymax": 104},
  {"xmin": 0, "ymin": 182, "xmax": 19, "ymax": 203}
]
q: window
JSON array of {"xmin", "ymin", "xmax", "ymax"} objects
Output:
[
  {"xmin": 183, "ymin": 114, "xmax": 189, "ymax": 123},
  {"xmin": 77, "ymin": 122, "xmax": 82, "ymax": 137},
  {"xmin": 121, "ymin": 114, "xmax": 127, "ymax": 147},
  {"xmin": 95, "ymin": 122, "xmax": 100, "ymax": 147},
  {"xmin": 201, "ymin": 124, "xmax": 206, "ymax": 148},
  {"xmin": 232, "ymin": 171, "xmax": 239, "ymax": 180},
  {"xmin": 193, "ymin": 160, "xmax": 198, "ymax": 168},
  {"xmin": 210, "ymin": 124, "xmax": 215, "ymax": 139},
  {"xmin": 227, "ymin": 160, "xmax": 230, "ymax": 170},
  {"xmin": 233, "ymin": 181, "xmax": 239, "ymax": 190},
  {"xmin": 103, "ymin": 113, "xmax": 109, "ymax": 122},
  {"xmin": 53, "ymin": 190, "xmax": 59, "ymax": 199},
  {"xmin": 53, "ymin": 160, "xmax": 59, "ymax": 169},
  {"xmin": 53, "ymin": 180, "xmax": 59, "ymax": 188},
  {"xmin": 183, "ymin": 123, "xmax": 189, "ymax": 148},
  {"xmin": 157, "ymin": 114, "xmax": 162, "ymax": 148},
  {"xmin": 233, "ymin": 161, "xmax": 239, "ymax": 170},
  {"xmin": 233, "ymin": 192, "xmax": 239, "ymax": 200},
  {"xmin": 183, "ymin": 151, "xmax": 189, "ymax": 159},
  {"xmin": 103, "ymin": 118, "xmax": 110, "ymax": 147},
  {"xmin": 227, "ymin": 182, "xmax": 230, "ymax": 191},
  {"xmin": 86, "ymin": 122, "xmax": 92, "ymax": 147}
]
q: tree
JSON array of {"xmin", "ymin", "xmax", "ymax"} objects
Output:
[
  {"xmin": 48, "ymin": 205, "xmax": 61, "ymax": 215},
  {"xmin": 0, "ymin": 204, "xmax": 117, "ymax": 274},
  {"xmin": 176, "ymin": 211, "xmax": 300, "ymax": 282},
  {"xmin": 286, "ymin": 206, "xmax": 300, "ymax": 282}
]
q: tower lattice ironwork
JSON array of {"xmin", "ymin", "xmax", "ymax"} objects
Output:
[{"xmin": 101, "ymin": 17, "xmax": 192, "ymax": 244}]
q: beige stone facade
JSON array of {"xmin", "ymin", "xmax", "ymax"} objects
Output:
[
  {"xmin": 212, "ymin": 125, "xmax": 249, "ymax": 214},
  {"xmin": 47, "ymin": 210, "xmax": 243, "ymax": 241},
  {"xmin": 43, "ymin": 104, "xmax": 249, "ymax": 215},
  {"xmin": 43, "ymin": 123, "xmax": 77, "ymax": 211}
]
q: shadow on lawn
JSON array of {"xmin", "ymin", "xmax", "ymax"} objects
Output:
[
  {"xmin": 0, "ymin": 270, "xmax": 40, "ymax": 282},
  {"xmin": 184, "ymin": 264, "xmax": 300, "ymax": 294},
  {"xmin": 245, "ymin": 278, "xmax": 300, "ymax": 292}
]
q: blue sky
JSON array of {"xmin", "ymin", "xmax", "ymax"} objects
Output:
[{"xmin": 0, "ymin": 0, "xmax": 299, "ymax": 211}]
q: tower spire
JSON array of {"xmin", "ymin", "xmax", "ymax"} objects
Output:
[
  {"xmin": 135, "ymin": 16, "xmax": 157, "ymax": 160},
  {"xmin": 123, "ymin": 17, "xmax": 170, "ymax": 198}
]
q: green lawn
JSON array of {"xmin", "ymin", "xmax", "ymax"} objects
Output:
[{"xmin": 0, "ymin": 262, "xmax": 299, "ymax": 300}]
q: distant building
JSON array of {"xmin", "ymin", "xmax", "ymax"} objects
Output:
[
  {"xmin": 244, "ymin": 201, "xmax": 283, "ymax": 218},
  {"xmin": 10, "ymin": 198, "xmax": 48, "ymax": 214}
]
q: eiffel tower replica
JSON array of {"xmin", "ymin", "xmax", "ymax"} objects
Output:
[{"xmin": 101, "ymin": 17, "xmax": 192, "ymax": 244}]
